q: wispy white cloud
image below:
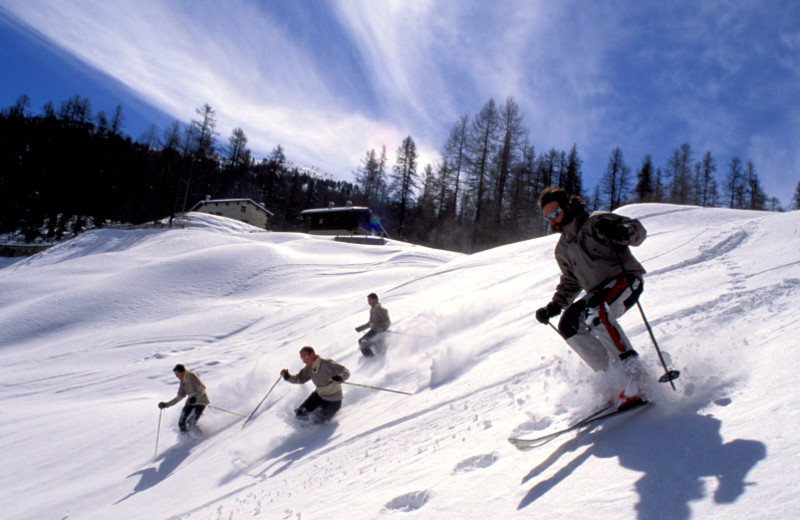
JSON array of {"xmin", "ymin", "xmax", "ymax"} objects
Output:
[{"xmin": 2, "ymin": 0, "xmax": 799, "ymax": 200}]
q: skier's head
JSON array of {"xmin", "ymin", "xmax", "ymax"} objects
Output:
[
  {"xmin": 173, "ymin": 364, "xmax": 186, "ymax": 380},
  {"xmin": 367, "ymin": 293, "xmax": 379, "ymax": 306},
  {"xmin": 299, "ymin": 346, "xmax": 316, "ymax": 366},
  {"xmin": 539, "ymin": 186, "xmax": 586, "ymax": 231}
]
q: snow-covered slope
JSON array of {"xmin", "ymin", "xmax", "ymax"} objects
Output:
[{"xmin": 1, "ymin": 205, "xmax": 798, "ymax": 520}]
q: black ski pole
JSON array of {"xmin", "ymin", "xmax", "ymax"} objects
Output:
[{"xmin": 611, "ymin": 244, "xmax": 680, "ymax": 390}]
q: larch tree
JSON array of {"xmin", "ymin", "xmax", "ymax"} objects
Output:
[{"xmin": 389, "ymin": 135, "xmax": 419, "ymax": 237}]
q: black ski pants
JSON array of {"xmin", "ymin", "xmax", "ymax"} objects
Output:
[{"xmin": 295, "ymin": 391, "xmax": 341, "ymax": 424}]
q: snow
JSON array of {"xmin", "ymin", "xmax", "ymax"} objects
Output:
[{"xmin": 1, "ymin": 205, "xmax": 799, "ymax": 520}]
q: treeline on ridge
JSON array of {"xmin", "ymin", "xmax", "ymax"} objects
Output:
[{"xmin": 1, "ymin": 94, "xmax": 796, "ymax": 254}]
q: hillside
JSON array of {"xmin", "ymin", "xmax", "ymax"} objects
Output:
[{"xmin": 1, "ymin": 205, "xmax": 798, "ymax": 519}]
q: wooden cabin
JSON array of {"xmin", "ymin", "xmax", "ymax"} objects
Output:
[
  {"xmin": 189, "ymin": 198, "xmax": 274, "ymax": 230},
  {"xmin": 300, "ymin": 203, "xmax": 388, "ymax": 245}
]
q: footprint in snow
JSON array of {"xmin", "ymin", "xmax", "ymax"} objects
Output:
[
  {"xmin": 384, "ymin": 490, "xmax": 430, "ymax": 512},
  {"xmin": 453, "ymin": 453, "xmax": 497, "ymax": 473}
]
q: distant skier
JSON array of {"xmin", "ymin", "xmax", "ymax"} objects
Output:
[
  {"xmin": 158, "ymin": 364, "xmax": 209, "ymax": 432},
  {"xmin": 355, "ymin": 292, "xmax": 391, "ymax": 357},
  {"xmin": 534, "ymin": 186, "xmax": 648, "ymax": 408},
  {"xmin": 280, "ymin": 346, "xmax": 351, "ymax": 424}
]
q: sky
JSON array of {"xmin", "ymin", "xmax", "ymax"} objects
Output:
[
  {"xmin": 1, "ymin": 204, "xmax": 798, "ymax": 519},
  {"xmin": 2, "ymin": 0, "xmax": 800, "ymax": 205}
]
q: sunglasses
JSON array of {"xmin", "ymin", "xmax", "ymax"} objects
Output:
[{"xmin": 545, "ymin": 207, "xmax": 563, "ymax": 220}]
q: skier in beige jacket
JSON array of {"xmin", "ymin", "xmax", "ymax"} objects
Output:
[
  {"xmin": 355, "ymin": 293, "xmax": 391, "ymax": 357},
  {"xmin": 158, "ymin": 364, "xmax": 209, "ymax": 432},
  {"xmin": 281, "ymin": 346, "xmax": 350, "ymax": 424}
]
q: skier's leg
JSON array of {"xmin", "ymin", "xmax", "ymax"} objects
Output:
[
  {"xmin": 295, "ymin": 392, "xmax": 323, "ymax": 419},
  {"xmin": 178, "ymin": 404, "xmax": 192, "ymax": 432},
  {"xmin": 589, "ymin": 277, "xmax": 648, "ymax": 404},
  {"xmin": 359, "ymin": 330, "xmax": 377, "ymax": 357},
  {"xmin": 313, "ymin": 399, "xmax": 342, "ymax": 424},
  {"xmin": 188, "ymin": 404, "xmax": 205, "ymax": 429},
  {"xmin": 559, "ymin": 298, "xmax": 612, "ymax": 372},
  {"xmin": 589, "ymin": 277, "xmax": 642, "ymax": 361}
]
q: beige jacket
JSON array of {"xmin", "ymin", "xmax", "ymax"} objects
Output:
[
  {"xmin": 165, "ymin": 371, "xmax": 209, "ymax": 407},
  {"xmin": 551, "ymin": 210, "xmax": 646, "ymax": 308},
  {"xmin": 285, "ymin": 356, "xmax": 350, "ymax": 401},
  {"xmin": 358, "ymin": 303, "xmax": 391, "ymax": 332}
]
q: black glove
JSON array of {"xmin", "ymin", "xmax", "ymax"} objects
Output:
[
  {"xmin": 187, "ymin": 396, "xmax": 197, "ymax": 405},
  {"xmin": 535, "ymin": 302, "xmax": 562, "ymax": 324},
  {"xmin": 158, "ymin": 401, "xmax": 168, "ymax": 409},
  {"xmin": 331, "ymin": 375, "xmax": 343, "ymax": 383},
  {"xmin": 281, "ymin": 369, "xmax": 290, "ymax": 380},
  {"xmin": 595, "ymin": 217, "xmax": 629, "ymax": 242}
]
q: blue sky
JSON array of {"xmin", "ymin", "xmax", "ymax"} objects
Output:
[{"xmin": 2, "ymin": 1, "xmax": 799, "ymax": 205}]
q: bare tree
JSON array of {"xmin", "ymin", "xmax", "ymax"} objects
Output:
[
  {"xmin": 389, "ymin": 136, "xmax": 419, "ymax": 237},
  {"xmin": 466, "ymin": 99, "xmax": 500, "ymax": 229},
  {"xmin": 354, "ymin": 148, "xmax": 387, "ymax": 206},
  {"xmin": 602, "ymin": 147, "xmax": 630, "ymax": 210},
  {"xmin": 226, "ymin": 127, "xmax": 250, "ymax": 170},
  {"xmin": 696, "ymin": 151, "xmax": 717, "ymax": 207},
  {"xmin": 443, "ymin": 114, "xmax": 469, "ymax": 219},
  {"xmin": 110, "ymin": 105, "xmax": 124, "ymax": 135},
  {"xmin": 745, "ymin": 160, "xmax": 765, "ymax": 209},
  {"xmin": 793, "ymin": 180, "xmax": 800, "ymax": 210},
  {"xmin": 493, "ymin": 96, "xmax": 525, "ymax": 225},
  {"xmin": 725, "ymin": 157, "xmax": 744, "ymax": 208},
  {"xmin": 190, "ymin": 103, "xmax": 218, "ymax": 158},
  {"xmin": 634, "ymin": 155, "xmax": 656, "ymax": 202}
]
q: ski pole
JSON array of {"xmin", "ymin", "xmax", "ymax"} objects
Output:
[
  {"xmin": 343, "ymin": 381, "xmax": 413, "ymax": 395},
  {"xmin": 242, "ymin": 375, "xmax": 282, "ymax": 428},
  {"xmin": 155, "ymin": 408, "xmax": 163, "ymax": 457},
  {"xmin": 197, "ymin": 403, "xmax": 248, "ymax": 418},
  {"xmin": 611, "ymin": 244, "xmax": 680, "ymax": 390}
]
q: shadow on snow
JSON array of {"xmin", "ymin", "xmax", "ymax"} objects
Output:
[{"xmin": 517, "ymin": 401, "xmax": 766, "ymax": 519}]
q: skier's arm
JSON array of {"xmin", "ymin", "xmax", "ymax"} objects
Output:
[
  {"xmin": 327, "ymin": 360, "xmax": 350, "ymax": 383},
  {"xmin": 283, "ymin": 366, "xmax": 311, "ymax": 385},
  {"xmin": 552, "ymin": 256, "xmax": 581, "ymax": 309}
]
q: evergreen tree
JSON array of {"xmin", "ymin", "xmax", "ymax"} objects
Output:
[{"xmin": 792, "ymin": 180, "xmax": 800, "ymax": 210}]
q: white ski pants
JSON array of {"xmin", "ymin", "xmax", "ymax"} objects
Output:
[{"xmin": 558, "ymin": 276, "xmax": 642, "ymax": 372}]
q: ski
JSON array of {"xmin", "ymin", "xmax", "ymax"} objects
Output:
[{"xmin": 508, "ymin": 399, "xmax": 652, "ymax": 450}]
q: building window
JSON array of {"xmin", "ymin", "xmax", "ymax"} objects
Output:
[{"xmin": 241, "ymin": 206, "xmax": 247, "ymax": 213}]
